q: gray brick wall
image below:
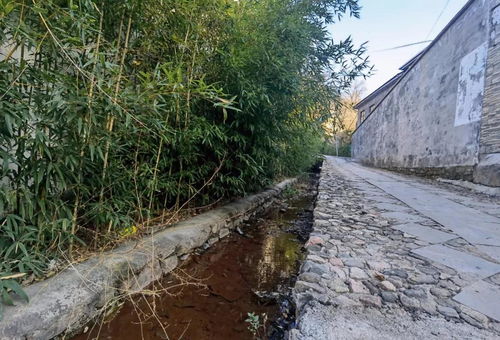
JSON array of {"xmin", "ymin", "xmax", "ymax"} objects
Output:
[{"xmin": 480, "ymin": 4, "xmax": 500, "ymax": 154}]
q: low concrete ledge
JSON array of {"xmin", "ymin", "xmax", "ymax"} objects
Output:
[
  {"xmin": 474, "ymin": 153, "xmax": 500, "ymax": 188},
  {"xmin": 0, "ymin": 179, "xmax": 296, "ymax": 340},
  {"xmin": 437, "ymin": 178, "xmax": 500, "ymax": 196}
]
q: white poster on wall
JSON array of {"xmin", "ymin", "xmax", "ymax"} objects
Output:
[{"xmin": 455, "ymin": 42, "xmax": 488, "ymax": 127}]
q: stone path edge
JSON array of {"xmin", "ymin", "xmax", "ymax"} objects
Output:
[{"xmin": 0, "ymin": 178, "xmax": 296, "ymax": 340}]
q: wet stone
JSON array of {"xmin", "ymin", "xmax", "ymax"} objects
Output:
[
  {"xmin": 294, "ymin": 292, "xmax": 314, "ymax": 310},
  {"xmin": 219, "ymin": 228, "xmax": 230, "ymax": 238}
]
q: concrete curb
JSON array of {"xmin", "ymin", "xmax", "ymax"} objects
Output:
[{"xmin": 0, "ymin": 179, "xmax": 296, "ymax": 340}]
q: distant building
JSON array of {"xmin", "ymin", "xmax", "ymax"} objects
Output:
[
  {"xmin": 355, "ymin": 54, "xmax": 420, "ymax": 129},
  {"xmin": 352, "ymin": 0, "xmax": 500, "ymax": 187}
]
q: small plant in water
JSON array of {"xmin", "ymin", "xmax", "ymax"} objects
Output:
[{"xmin": 245, "ymin": 312, "xmax": 267, "ymax": 339}]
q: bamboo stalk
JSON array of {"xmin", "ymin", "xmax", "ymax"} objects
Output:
[
  {"xmin": 98, "ymin": 14, "xmax": 132, "ymax": 206},
  {"xmin": 70, "ymin": 7, "xmax": 104, "ymax": 255},
  {"xmin": 175, "ymin": 159, "xmax": 183, "ymax": 210},
  {"xmin": 147, "ymin": 139, "xmax": 163, "ymax": 222},
  {"xmin": 185, "ymin": 38, "xmax": 198, "ymax": 128},
  {"xmin": 132, "ymin": 141, "xmax": 144, "ymax": 225}
]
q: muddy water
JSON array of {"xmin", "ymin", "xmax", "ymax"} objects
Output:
[{"xmin": 73, "ymin": 180, "xmax": 316, "ymax": 340}]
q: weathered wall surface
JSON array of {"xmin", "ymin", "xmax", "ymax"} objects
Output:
[
  {"xmin": 0, "ymin": 179, "xmax": 295, "ymax": 340},
  {"xmin": 354, "ymin": 76, "xmax": 399, "ymax": 128},
  {"xmin": 476, "ymin": 3, "xmax": 500, "ymax": 186},
  {"xmin": 352, "ymin": 0, "xmax": 500, "ymax": 186}
]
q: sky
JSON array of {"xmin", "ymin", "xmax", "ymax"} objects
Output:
[{"xmin": 329, "ymin": 0, "xmax": 470, "ymax": 95}]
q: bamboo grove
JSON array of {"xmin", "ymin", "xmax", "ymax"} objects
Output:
[{"xmin": 0, "ymin": 0, "xmax": 369, "ymax": 285}]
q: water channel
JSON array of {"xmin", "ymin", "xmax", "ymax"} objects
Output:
[{"xmin": 73, "ymin": 173, "xmax": 318, "ymax": 340}]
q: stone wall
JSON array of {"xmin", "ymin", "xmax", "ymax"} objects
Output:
[
  {"xmin": 352, "ymin": 0, "xmax": 500, "ymax": 187},
  {"xmin": 0, "ymin": 179, "xmax": 295, "ymax": 340},
  {"xmin": 476, "ymin": 2, "xmax": 500, "ymax": 186}
]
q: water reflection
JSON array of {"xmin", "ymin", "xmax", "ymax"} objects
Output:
[
  {"xmin": 256, "ymin": 231, "xmax": 302, "ymax": 289},
  {"xmin": 72, "ymin": 194, "xmax": 311, "ymax": 340}
]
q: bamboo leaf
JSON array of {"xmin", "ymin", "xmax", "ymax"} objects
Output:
[{"xmin": 4, "ymin": 280, "xmax": 29, "ymax": 303}]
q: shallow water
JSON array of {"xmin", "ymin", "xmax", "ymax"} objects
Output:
[{"xmin": 73, "ymin": 182, "xmax": 315, "ymax": 340}]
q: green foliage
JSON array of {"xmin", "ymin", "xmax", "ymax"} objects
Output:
[
  {"xmin": 0, "ymin": 277, "xmax": 29, "ymax": 319},
  {"xmin": 0, "ymin": 0, "xmax": 368, "ymax": 309},
  {"xmin": 322, "ymin": 143, "xmax": 352, "ymax": 157},
  {"xmin": 245, "ymin": 312, "xmax": 266, "ymax": 339}
]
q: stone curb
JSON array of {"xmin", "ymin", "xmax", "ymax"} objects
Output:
[
  {"xmin": 0, "ymin": 179, "xmax": 296, "ymax": 340},
  {"xmin": 437, "ymin": 178, "xmax": 500, "ymax": 196}
]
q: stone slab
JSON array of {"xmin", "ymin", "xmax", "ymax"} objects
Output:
[
  {"xmin": 345, "ymin": 162, "xmax": 500, "ymax": 247},
  {"xmin": 373, "ymin": 202, "xmax": 411, "ymax": 212},
  {"xmin": 381, "ymin": 211, "xmax": 427, "ymax": 224},
  {"xmin": 412, "ymin": 245, "xmax": 500, "ymax": 278},
  {"xmin": 393, "ymin": 223, "xmax": 457, "ymax": 244},
  {"xmin": 366, "ymin": 196, "xmax": 400, "ymax": 204},
  {"xmin": 476, "ymin": 245, "xmax": 500, "ymax": 263},
  {"xmin": 453, "ymin": 280, "xmax": 500, "ymax": 322}
]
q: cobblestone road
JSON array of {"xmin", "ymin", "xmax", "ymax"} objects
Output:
[{"xmin": 290, "ymin": 157, "xmax": 500, "ymax": 339}]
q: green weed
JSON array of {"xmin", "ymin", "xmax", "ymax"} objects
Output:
[{"xmin": 245, "ymin": 312, "xmax": 267, "ymax": 339}]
